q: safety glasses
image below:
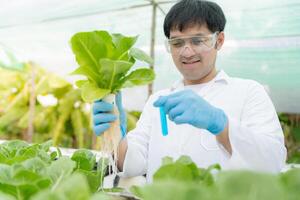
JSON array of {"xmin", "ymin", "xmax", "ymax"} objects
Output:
[{"xmin": 165, "ymin": 32, "xmax": 219, "ymax": 54}]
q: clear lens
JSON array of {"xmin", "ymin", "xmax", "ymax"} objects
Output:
[{"xmin": 165, "ymin": 32, "xmax": 218, "ymax": 53}]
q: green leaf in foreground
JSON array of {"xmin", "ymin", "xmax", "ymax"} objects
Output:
[
  {"xmin": 98, "ymin": 59, "xmax": 133, "ymax": 90},
  {"xmin": 111, "ymin": 33, "xmax": 137, "ymax": 59},
  {"xmin": 32, "ymin": 173, "xmax": 91, "ymax": 200},
  {"xmin": 70, "ymin": 31, "xmax": 111, "ymax": 74},
  {"xmin": 129, "ymin": 47, "xmax": 154, "ymax": 65},
  {"xmin": 153, "ymin": 155, "xmax": 205, "ymax": 184},
  {"xmin": 45, "ymin": 156, "xmax": 75, "ymax": 186},
  {"xmin": 71, "ymin": 66, "xmax": 100, "ymax": 84},
  {"xmin": 71, "ymin": 149, "xmax": 96, "ymax": 171},
  {"xmin": 0, "ymin": 192, "xmax": 16, "ymax": 200},
  {"xmin": 131, "ymin": 181, "xmax": 211, "ymax": 200},
  {"xmin": 280, "ymin": 168, "xmax": 300, "ymax": 200},
  {"xmin": 215, "ymin": 171, "xmax": 285, "ymax": 200},
  {"xmin": 121, "ymin": 68, "xmax": 155, "ymax": 89},
  {"xmin": 81, "ymin": 82, "xmax": 110, "ymax": 102}
]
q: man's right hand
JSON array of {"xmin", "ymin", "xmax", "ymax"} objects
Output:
[
  {"xmin": 92, "ymin": 93, "xmax": 127, "ymax": 137},
  {"xmin": 93, "ymin": 100, "xmax": 116, "ymax": 136},
  {"xmin": 93, "ymin": 93, "xmax": 128, "ymax": 171}
]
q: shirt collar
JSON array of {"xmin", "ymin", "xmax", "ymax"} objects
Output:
[
  {"xmin": 215, "ymin": 70, "xmax": 230, "ymax": 84},
  {"xmin": 171, "ymin": 70, "xmax": 231, "ymax": 91}
]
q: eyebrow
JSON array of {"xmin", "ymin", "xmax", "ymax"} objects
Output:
[{"xmin": 169, "ymin": 33, "xmax": 209, "ymax": 39}]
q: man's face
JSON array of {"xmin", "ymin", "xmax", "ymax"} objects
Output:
[{"xmin": 168, "ymin": 25, "xmax": 224, "ymax": 84}]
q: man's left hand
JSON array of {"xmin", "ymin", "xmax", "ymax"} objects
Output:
[{"xmin": 153, "ymin": 89, "xmax": 228, "ymax": 135}]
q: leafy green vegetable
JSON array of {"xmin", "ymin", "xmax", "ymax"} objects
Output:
[
  {"xmin": 44, "ymin": 156, "xmax": 75, "ymax": 187},
  {"xmin": 131, "ymin": 181, "xmax": 211, "ymax": 200},
  {"xmin": 1, "ymin": 140, "xmax": 300, "ymax": 200},
  {"xmin": 280, "ymin": 168, "xmax": 300, "ymax": 200},
  {"xmin": 0, "ymin": 140, "xmax": 56, "ymax": 200},
  {"xmin": 132, "ymin": 155, "xmax": 300, "ymax": 200},
  {"xmin": 0, "ymin": 140, "xmax": 109, "ymax": 200},
  {"xmin": 0, "ymin": 191, "xmax": 16, "ymax": 200},
  {"xmin": 71, "ymin": 149, "xmax": 105, "ymax": 192},
  {"xmin": 71, "ymin": 149, "xmax": 96, "ymax": 171},
  {"xmin": 129, "ymin": 48, "xmax": 154, "ymax": 65},
  {"xmin": 215, "ymin": 171, "xmax": 285, "ymax": 200},
  {"xmin": 153, "ymin": 155, "xmax": 220, "ymax": 185},
  {"xmin": 70, "ymin": 30, "xmax": 155, "ymax": 102},
  {"xmin": 31, "ymin": 173, "xmax": 91, "ymax": 200}
]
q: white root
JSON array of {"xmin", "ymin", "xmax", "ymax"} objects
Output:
[{"xmin": 101, "ymin": 94, "xmax": 122, "ymax": 179}]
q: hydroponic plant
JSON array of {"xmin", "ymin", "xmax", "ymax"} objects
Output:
[{"xmin": 70, "ymin": 30, "xmax": 155, "ymax": 174}]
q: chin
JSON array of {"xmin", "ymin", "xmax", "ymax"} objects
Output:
[
  {"xmin": 182, "ymin": 70, "xmax": 213, "ymax": 83},
  {"xmin": 182, "ymin": 71, "xmax": 205, "ymax": 80},
  {"xmin": 183, "ymin": 75, "xmax": 205, "ymax": 82}
]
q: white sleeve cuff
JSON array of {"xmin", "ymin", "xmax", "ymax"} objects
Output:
[{"xmin": 118, "ymin": 141, "xmax": 147, "ymax": 178}]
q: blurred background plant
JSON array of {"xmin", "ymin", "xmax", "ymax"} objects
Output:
[
  {"xmin": 0, "ymin": 50, "xmax": 140, "ymax": 149},
  {"xmin": 0, "ymin": 59, "xmax": 92, "ymax": 148},
  {"xmin": 279, "ymin": 113, "xmax": 300, "ymax": 163}
]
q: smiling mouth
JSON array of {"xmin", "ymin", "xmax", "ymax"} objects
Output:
[{"xmin": 182, "ymin": 60, "xmax": 200, "ymax": 64}]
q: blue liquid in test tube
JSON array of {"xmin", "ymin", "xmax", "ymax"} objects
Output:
[{"xmin": 159, "ymin": 107, "xmax": 168, "ymax": 136}]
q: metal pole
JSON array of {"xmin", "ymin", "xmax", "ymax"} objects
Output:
[{"xmin": 149, "ymin": 0, "xmax": 157, "ymax": 97}]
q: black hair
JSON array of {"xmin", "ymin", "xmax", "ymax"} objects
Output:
[{"xmin": 163, "ymin": 0, "xmax": 226, "ymax": 38}]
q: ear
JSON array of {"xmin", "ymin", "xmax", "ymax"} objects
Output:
[{"xmin": 215, "ymin": 32, "xmax": 225, "ymax": 50}]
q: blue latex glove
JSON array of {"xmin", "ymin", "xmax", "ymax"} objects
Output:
[
  {"xmin": 153, "ymin": 89, "xmax": 228, "ymax": 135},
  {"xmin": 93, "ymin": 92, "xmax": 127, "ymax": 137}
]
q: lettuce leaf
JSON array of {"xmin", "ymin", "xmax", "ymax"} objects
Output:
[{"xmin": 70, "ymin": 30, "xmax": 155, "ymax": 102}]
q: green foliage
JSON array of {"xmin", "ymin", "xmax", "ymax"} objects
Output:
[
  {"xmin": 214, "ymin": 171, "xmax": 284, "ymax": 200},
  {"xmin": 31, "ymin": 173, "xmax": 91, "ymax": 200},
  {"xmin": 126, "ymin": 111, "xmax": 141, "ymax": 132},
  {"xmin": 153, "ymin": 155, "xmax": 219, "ymax": 185},
  {"xmin": 71, "ymin": 149, "xmax": 96, "ymax": 171},
  {"xmin": 71, "ymin": 149, "xmax": 106, "ymax": 192},
  {"xmin": 0, "ymin": 62, "xmax": 143, "ymax": 149},
  {"xmin": 279, "ymin": 113, "xmax": 300, "ymax": 163},
  {"xmin": 70, "ymin": 30, "xmax": 155, "ymax": 102},
  {"xmin": 0, "ymin": 64, "xmax": 93, "ymax": 149},
  {"xmin": 1, "ymin": 141, "xmax": 300, "ymax": 200},
  {"xmin": 0, "ymin": 140, "xmax": 110, "ymax": 200},
  {"xmin": 280, "ymin": 168, "xmax": 300, "ymax": 200},
  {"xmin": 132, "ymin": 155, "xmax": 300, "ymax": 200},
  {"xmin": 152, "ymin": 156, "xmax": 220, "ymax": 187}
]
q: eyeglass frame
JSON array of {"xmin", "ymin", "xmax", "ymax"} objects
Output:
[{"xmin": 165, "ymin": 32, "xmax": 220, "ymax": 54}]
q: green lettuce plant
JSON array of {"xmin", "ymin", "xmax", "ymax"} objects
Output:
[
  {"xmin": 0, "ymin": 140, "xmax": 109, "ymax": 200},
  {"xmin": 70, "ymin": 30, "xmax": 156, "ymax": 169},
  {"xmin": 1, "ymin": 140, "xmax": 300, "ymax": 200},
  {"xmin": 131, "ymin": 156, "xmax": 300, "ymax": 200},
  {"xmin": 70, "ymin": 30, "xmax": 155, "ymax": 102}
]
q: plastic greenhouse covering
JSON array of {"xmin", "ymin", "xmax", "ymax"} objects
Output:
[{"xmin": 0, "ymin": 0, "xmax": 300, "ymax": 113}]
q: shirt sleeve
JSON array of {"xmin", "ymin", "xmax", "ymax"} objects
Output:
[
  {"xmin": 221, "ymin": 81, "xmax": 287, "ymax": 173},
  {"xmin": 119, "ymin": 95, "xmax": 154, "ymax": 177}
]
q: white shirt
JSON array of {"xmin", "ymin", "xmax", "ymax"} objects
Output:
[{"xmin": 121, "ymin": 70, "xmax": 287, "ymax": 183}]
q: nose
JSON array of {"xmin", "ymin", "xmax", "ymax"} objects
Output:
[{"xmin": 179, "ymin": 44, "xmax": 196, "ymax": 57}]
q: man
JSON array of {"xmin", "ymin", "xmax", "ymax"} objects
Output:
[{"xmin": 92, "ymin": 0, "xmax": 287, "ymax": 183}]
